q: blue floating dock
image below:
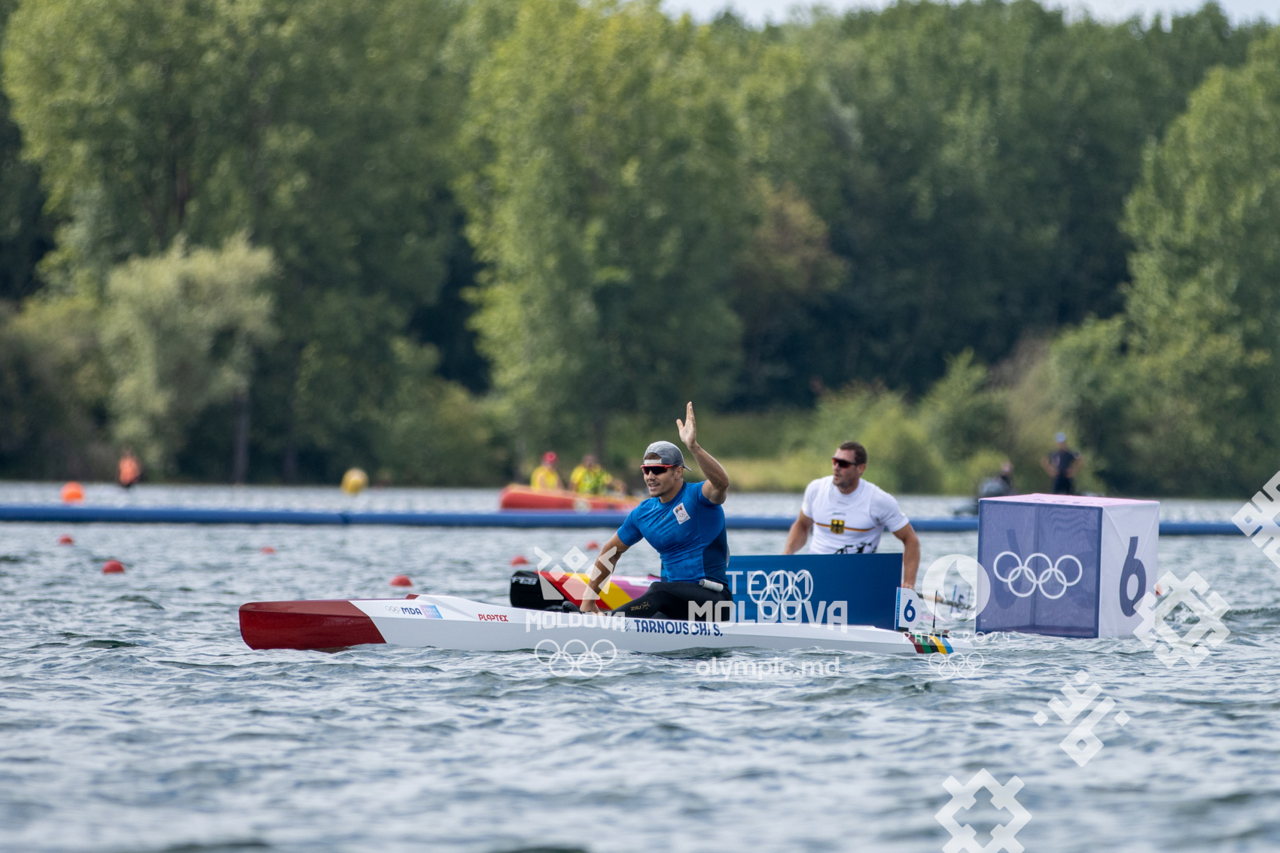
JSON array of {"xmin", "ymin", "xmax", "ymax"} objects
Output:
[{"xmin": 0, "ymin": 504, "xmax": 1243, "ymax": 535}]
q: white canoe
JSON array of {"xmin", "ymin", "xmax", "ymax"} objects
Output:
[{"xmin": 239, "ymin": 593, "xmax": 969, "ymax": 656}]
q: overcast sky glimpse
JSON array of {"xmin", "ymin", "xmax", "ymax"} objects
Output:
[{"xmin": 662, "ymin": 0, "xmax": 1280, "ymax": 26}]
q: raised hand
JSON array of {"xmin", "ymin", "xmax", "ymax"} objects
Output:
[{"xmin": 676, "ymin": 401, "xmax": 697, "ymax": 447}]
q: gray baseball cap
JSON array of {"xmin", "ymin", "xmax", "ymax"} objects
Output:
[{"xmin": 642, "ymin": 440, "xmax": 687, "ymax": 468}]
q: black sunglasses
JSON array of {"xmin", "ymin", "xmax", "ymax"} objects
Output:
[
  {"xmin": 831, "ymin": 457, "xmax": 863, "ymax": 469},
  {"xmin": 641, "ymin": 465, "xmax": 676, "ymax": 476}
]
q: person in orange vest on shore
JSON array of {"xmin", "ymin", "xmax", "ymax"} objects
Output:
[
  {"xmin": 530, "ymin": 451, "xmax": 563, "ymax": 491},
  {"xmin": 118, "ymin": 448, "xmax": 143, "ymax": 489}
]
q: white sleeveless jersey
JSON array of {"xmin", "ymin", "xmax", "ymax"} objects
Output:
[{"xmin": 800, "ymin": 476, "xmax": 910, "ymax": 555}]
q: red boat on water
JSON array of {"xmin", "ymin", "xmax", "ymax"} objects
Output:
[{"xmin": 498, "ymin": 485, "xmax": 639, "ymax": 512}]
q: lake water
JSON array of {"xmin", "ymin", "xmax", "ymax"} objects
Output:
[{"xmin": 1, "ymin": 485, "xmax": 1275, "ymax": 852}]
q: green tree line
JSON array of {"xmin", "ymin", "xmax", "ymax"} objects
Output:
[{"xmin": 0, "ymin": 0, "xmax": 1274, "ymax": 495}]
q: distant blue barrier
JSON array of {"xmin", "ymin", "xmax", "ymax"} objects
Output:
[
  {"xmin": 0, "ymin": 504, "xmax": 1242, "ymax": 534},
  {"xmin": 1155, "ymin": 521, "xmax": 1241, "ymax": 536},
  {"xmin": 0, "ymin": 505, "xmax": 346, "ymax": 525}
]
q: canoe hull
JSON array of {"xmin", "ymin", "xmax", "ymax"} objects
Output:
[
  {"xmin": 240, "ymin": 593, "xmax": 966, "ymax": 656},
  {"xmin": 238, "ymin": 599, "xmax": 386, "ymax": 650}
]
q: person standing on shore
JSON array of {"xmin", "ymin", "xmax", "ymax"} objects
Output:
[
  {"xmin": 782, "ymin": 441, "xmax": 920, "ymax": 589},
  {"xmin": 118, "ymin": 448, "xmax": 142, "ymax": 489},
  {"xmin": 1041, "ymin": 433, "xmax": 1082, "ymax": 495}
]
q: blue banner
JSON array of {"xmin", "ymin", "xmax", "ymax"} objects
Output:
[{"xmin": 723, "ymin": 553, "xmax": 902, "ymax": 630}]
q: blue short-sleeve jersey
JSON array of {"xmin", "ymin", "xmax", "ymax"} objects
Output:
[{"xmin": 616, "ymin": 481, "xmax": 729, "ymax": 584}]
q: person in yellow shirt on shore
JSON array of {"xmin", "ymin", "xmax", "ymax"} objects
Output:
[
  {"xmin": 570, "ymin": 454, "xmax": 621, "ymax": 496},
  {"xmin": 530, "ymin": 451, "xmax": 564, "ymax": 491}
]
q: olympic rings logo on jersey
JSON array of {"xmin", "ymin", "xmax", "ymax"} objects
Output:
[
  {"xmin": 746, "ymin": 569, "xmax": 815, "ymax": 606},
  {"xmin": 992, "ymin": 551, "xmax": 1083, "ymax": 599},
  {"xmin": 926, "ymin": 652, "xmax": 985, "ymax": 678},
  {"xmin": 533, "ymin": 638, "xmax": 617, "ymax": 676}
]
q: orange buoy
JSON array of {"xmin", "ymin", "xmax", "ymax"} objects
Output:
[
  {"xmin": 102, "ymin": 560, "xmax": 125, "ymax": 574},
  {"xmin": 585, "ymin": 540, "xmax": 599, "ymax": 551},
  {"xmin": 261, "ymin": 546, "xmax": 276, "ymax": 554},
  {"xmin": 389, "ymin": 574, "xmax": 412, "ymax": 587},
  {"xmin": 61, "ymin": 482, "xmax": 85, "ymax": 503},
  {"xmin": 58, "ymin": 535, "xmax": 75, "ymax": 545},
  {"xmin": 510, "ymin": 555, "xmax": 529, "ymax": 566}
]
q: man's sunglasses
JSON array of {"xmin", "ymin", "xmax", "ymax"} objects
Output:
[
  {"xmin": 641, "ymin": 465, "xmax": 676, "ymax": 476},
  {"xmin": 832, "ymin": 457, "xmax": 864, "ymax": 469}
]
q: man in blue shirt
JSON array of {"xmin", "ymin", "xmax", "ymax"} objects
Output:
[{"xmin": 581, "ymin": 402, "xmax": 732, "ymax": 621}]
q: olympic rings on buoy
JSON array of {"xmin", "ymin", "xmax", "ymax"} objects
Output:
[{"xmin": 992, "ymin": 552, "xmax": 1083, "ymax": 599}]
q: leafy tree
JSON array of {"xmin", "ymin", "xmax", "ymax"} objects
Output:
[
  {"xmin": 806, "ymin": 384, "xmax": 943, "ymax": 494},
  {"xmin": 100, "ymin": 235, "xmax": 276, "ymax": 476},
  {"xmin": 707, "ymin": 24, "xmax": 855, "ymax": 407},
  {"xmin": 1058, "ymin": 28, "xmax": 1280, "ymax": 494},
  {"xmin": 727, "ymin": 179, "xmax": 846, "ymax": 408},
  {"xmin": 3, "ymin": 0, "xmax": 1274, "ymax": 489},
  {"xmin": 6, "ymin": 0, "xmax": 233, "ymax": 269},
  {"xmin": 784, "ymin": 1, "xmax": 1267, "ymax": 393},
  {"xmin": 4, "ymin": 0, "xmax": 468, "ymax": 480},
  {"xmin": 0, "ymin": 293, "xmax": 116, "ymax": 479},
  {"xmin": 0, "ymin": 303, "xmax": 97, "ymax": 477},
  {"xmin": 0, "ymin": 0, "xmax": 53, "ymax": 302},
  {"xmin": 374, "ymin": 338, "xmax": 506, "ymax": 485},
  {"xmin": 919, "ymin": 349, "xmax": 1007, "ymax": 462},
  {"xmin": 459, "ymin": 0, "xmax": 747, "ymax": 459}
]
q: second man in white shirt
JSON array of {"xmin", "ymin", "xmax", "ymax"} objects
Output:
[{"xmin": 782, "ymin": 440, "xmax": 921, "ymax": 588}]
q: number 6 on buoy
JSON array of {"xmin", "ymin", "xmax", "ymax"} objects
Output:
[{"xmin": 896, "ymin": 588, "xmax": 922, "ymax": 630}]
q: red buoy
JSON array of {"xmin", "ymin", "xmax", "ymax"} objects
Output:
[
  {"xmin": 102, "ymin": 560, "xmax": 125, "ymax": 574},
  {"xmin": 389, "ymin": 574, "xmax": 412, "ymax": 587},
  {"xmin": 261, "ymin": 546, "xmax": 276, "ymax": 554},
  {"xmin": 61, "ymin": 482, "xmax": 85, "ymax": 503},
  {"xmin": 58, "ymin": 535, "xmax": 74, "ymax": 545},
  {"xmin": 510, "ymin": 555, "xmax": 529, "ymax": 566},
  {"xmin": 585, "ymin": 540, "xmax": 599, "ymax": 551}
]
